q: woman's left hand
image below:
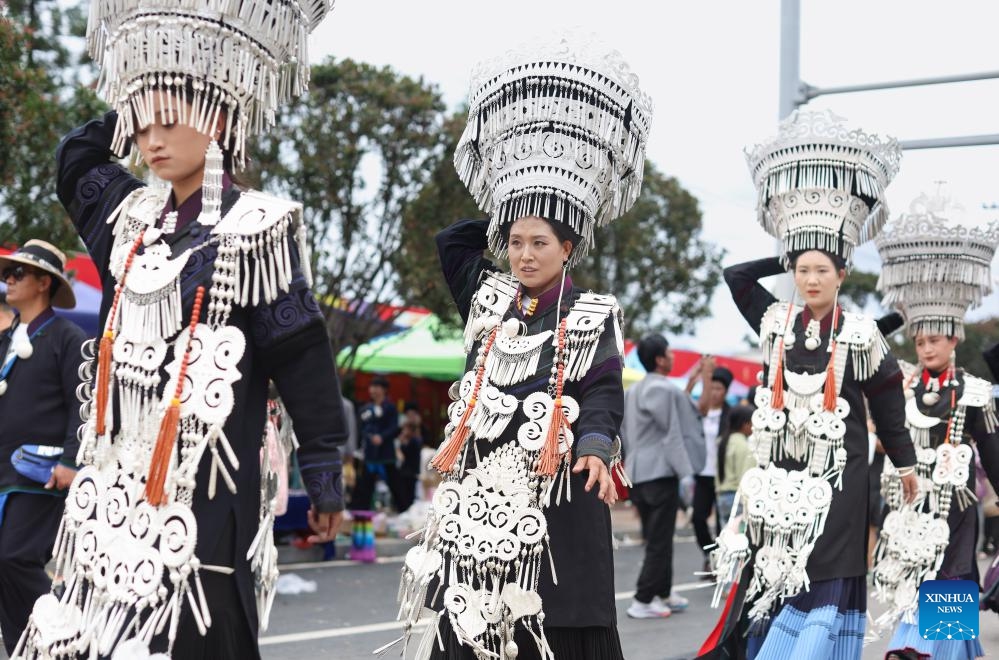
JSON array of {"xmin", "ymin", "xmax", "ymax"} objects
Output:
[{"xmin": 572, "ymin": 455, "xmax": 617, "ymax": 505}]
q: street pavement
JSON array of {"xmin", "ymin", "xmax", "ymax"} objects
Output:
[
  {"xmin": 4, "ymin": 505, "xmax": 999, "ymax": 658},
  {"xmin": 258, "ymin": 504, "xmax": 999, "ymax": 659}
]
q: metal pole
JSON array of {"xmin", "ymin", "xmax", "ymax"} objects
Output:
[
  {"xmin": 778, "ymin": 0, "xmax": 802, "ymax": 120},
  {"xmin": 901, "ymin": 134, "xmax": 999, "ymax": 150},
  {"xmin": 805, "ymin": 70, "xmax": 999, "ymax": 100},
  {"xmin": 774, "ymin": 0, "xmax": 801, "ymax": 298}
]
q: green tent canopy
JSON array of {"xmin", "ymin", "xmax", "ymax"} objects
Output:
[{"xmin": 339, "ymin": 314, "xmax": 466, "ymax": 381}]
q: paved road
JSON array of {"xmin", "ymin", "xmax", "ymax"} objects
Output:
[{"xmin": 4, "ymin": 506, "xmax": 999, "ymax": 658}]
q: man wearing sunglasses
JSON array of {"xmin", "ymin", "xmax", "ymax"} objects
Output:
[{"xmin": 0, "ymin": 240, "xmax": 85, "ymax": 654}]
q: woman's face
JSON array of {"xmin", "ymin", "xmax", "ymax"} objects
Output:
[
  {"xmin": 133, "ymin": 92, "xmax": 215, "ymax": 189},
  {"xmin": 507, "ymin": 216, "xmax": 572, "ymax": 295},
  {"xmin": 792, "ymin": 250, "xmax": 845, "ymax": 311},
  {"xmin": 914, "ymin": 333, "xmax": 958, "ymax": 372}
]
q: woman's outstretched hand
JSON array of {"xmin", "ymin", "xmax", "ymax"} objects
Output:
[{"xmin": 572, "ymin": 455, "xmax": 617, "ymax": 505}]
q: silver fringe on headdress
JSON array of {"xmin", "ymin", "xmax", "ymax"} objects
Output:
[
  {"xmin": 745, "ymin": 109, "xmax": 901, "ymax": 266},
  {"xmin": 87, "ymin": 0, "xmax": 335, "ymax": 166},
  {"xmin": 876, "ymin": 190, "xmax": 999, "ymax": 340},
  {"xmin": 455, "ymin": 33, "xmax": 653, "ymax": 268}
]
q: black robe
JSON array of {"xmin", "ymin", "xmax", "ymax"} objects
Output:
[
  {"xmin": 0, "ymin": 310, "xmax": 85, "ymax": 493},
  {"xmin": 435, "ymin": 219, "xmax": 622, "ymax": 629},
  {"xmin": 724, "ymin": 257, "xmax": 916, "ymax": 582},
  {"xmin": 910, "ymin": 369, "xmax": 999, "ymax": 580},
  {"xmin": 56, "ymin": 112, "xmax": 347, "ymax": 646}
]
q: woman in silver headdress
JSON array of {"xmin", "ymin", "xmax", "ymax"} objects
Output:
[
  {"xmin": 393, "ymin": 35, "xmax": 652, "ymax": 660},
  {"xmin": 872, "ymin": 192, "xmax": 999, "ymax": 660},
  {"xmin": 700, "ymin": 110, "xmax": 918, "ymax": 660},
  {"xmin": 15, "ymin": 2, "xmax": 346, "ymax": 658}
]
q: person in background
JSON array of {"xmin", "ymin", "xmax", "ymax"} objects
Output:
[
  {"xmin": 393, "ymin": 406, "xmax": 424, "ymax": 513},
  {"xmin": 686, "ymin": 359, "xmax": 733, "ymax": 577},
  {"xmin": 340, "ymin": 394, "xmax": 359, "ymax": 497},
  {"xmin": 353, "ymin": 376, "xmax": 400, "ymax": 510},
  {"xmin": 0, "ymin": 241, "xmax": 85, "ymax": 654},
  {"xmin": 714, "ymin": 405, "xmax": 755, "ymax": 524},
  {"xmin": 623, "ymin": 334, "xmax": 706, "ymax": 619}
]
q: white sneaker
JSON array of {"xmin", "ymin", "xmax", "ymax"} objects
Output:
[
  {"xmin": 627, "ymin": 598, "xmax": 671, "ymax": 619},
  {"xmin": 662, "ymin": 593, "xmax": 689, "ymax": 612}
]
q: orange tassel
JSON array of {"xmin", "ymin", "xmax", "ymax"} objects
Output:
[
  {"xmin": 770, "ymin": 303, "xmax": 795, "ymax": 411},
  {"xmin": 771, "ymin": 358, "xmax": 785, "ymax": 411},
  {"xmin": 537, "ymin": 398, "xmax": 568, "ymax": 477},
  {"xmin": 144, "ymin": 399, "xmax": 180, "ymax": 506},
  {"xmin": 431, "ymin": 327, "xmax": 498, "ymax": 474},
  {"xmin": 537, "ymin": 318, "xmax": 569, "ymax": 477},
  {"xmin": 431, "ymin": 400, "xmax": 476, "ymax": 474},
  {"xmin": 95, "ymin": 331, "xmax": 113, "ymax": 436},
  {"xmin": 822, "ymin": 343, "xmax": 838, "ymax": 412},
  {"xmin": 144, "ymin": 286, "xmax": 204, "ymax": 506},
  {"xmin": 95, "ymin": 232, "xmax": 145, "ymax": 437}
]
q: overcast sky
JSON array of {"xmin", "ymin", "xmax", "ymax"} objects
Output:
[{"xmin": 309, "ymin": 0, "xmax": 999, "ymax": 355}]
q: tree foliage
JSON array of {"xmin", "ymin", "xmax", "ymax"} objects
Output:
[
  {"xmin": 250, "ymin": 57, "xmax": 448, "ymax": 367},
  {"xmin": 395, "ymin": 111, "xmax": 725, "ymax": 337},
  {"xmin": 0, "ymin": 1, "xmax": 104, "ymax": 251}
]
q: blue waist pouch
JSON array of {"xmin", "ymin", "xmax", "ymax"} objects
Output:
[{"xmin": 11, "ymin": 444, "xmax": 63, "ymax": 484}]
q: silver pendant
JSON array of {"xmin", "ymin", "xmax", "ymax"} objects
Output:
[
  {"xmin": 804, "ymin": 336, "xmax": 821, "ymax": 351},
  {"xmin": 0, "ymin": 380, "xmax": 6, "ymax": 396},
  {"xmin": 922, "ymin": 391, "xmax": 940, "ymax": 406}
]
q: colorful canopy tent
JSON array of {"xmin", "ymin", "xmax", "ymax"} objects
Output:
[
  {"xmin": 339, "ymin": 314, "xmax": 466, "ymax": 381},
  {"xmin": 0, "ymin": 246, "xmax": 102, "ymax": 336}
]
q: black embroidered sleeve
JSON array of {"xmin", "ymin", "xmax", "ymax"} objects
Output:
[
  {"xmin": 436, "ymin": 219, "xmax": 500, "ymax": 322},
  {"xmin": 256, "ymin": 243, "xmax": 347, "ymax": 513},
  {"xmin": 723, "ymin": 257, "xmax": 784, "ymax": 336},
  {"xmin": 863, "ymin": 354, "xmax": 916, "ymax": 469},
  {"xmin": 56, "ymin": 112, "xmax": 143, "ymax": 277}
]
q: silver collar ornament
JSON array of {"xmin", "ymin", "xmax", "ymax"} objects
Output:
[
  {"xmin": 455, "ymin": 33, "xmax": 653, "ymax": 269},
  {"xmin": 745, "ymin": 110, "xmax": 901, "ymax": 266}
]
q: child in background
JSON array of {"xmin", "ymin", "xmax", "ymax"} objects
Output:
[{"xmin": 714, "ymin": 405, "xmax": 756, "ymax": 523}]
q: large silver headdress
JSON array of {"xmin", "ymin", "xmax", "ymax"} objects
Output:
[
  {"xmin": 454, "ymin": 34, "xmax": 653, "ymax": 268},
  {"xmin": 746, "ymin": 110, "xmax": 902, "ymax": 266},
  {"xmin": 876, "ymin": 190, "xmax": 999, "ymax": 340},
  {"xmin": 87, "ymin": 0, "xmax": 335, "ymax": 165}
]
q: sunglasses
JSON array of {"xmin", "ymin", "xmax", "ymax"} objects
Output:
[{"xmin": 2, "ymin": 265, "xmax": 37, "ymax": 282}]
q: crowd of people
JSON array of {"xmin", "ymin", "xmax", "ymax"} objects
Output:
[{"xmin": 2, "ymin": 1, "xmax": 999, "ymax": 659}]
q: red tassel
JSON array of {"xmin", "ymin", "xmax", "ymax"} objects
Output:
[
  {"xmin": 822, "ymin": 343, "xmax": 838, "ymax": 412},
  {"xmin": 144, "ymin": 400, "xmax": 180, "ymax": 506},
  {"xmin": 771, "ymin": 357, "xmax": 785, "ymax": 411},
  {"xmin": 95, "ymin": 331, "xmax": 113, "ymax": 436},
  {"xmin": 537, "ymin": 398, "xmax": 568, "ymax": 477},
  {"xmin": 770, "ymin": 303, "xmax": 795, "ymax": 411}
]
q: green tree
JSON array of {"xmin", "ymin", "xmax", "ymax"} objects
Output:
[
  {"xmin": 395, "ymin": 112, "xmax": 725, "ymax": 337},
  {"xmin": 0, "ymin": 1, "xmax": 104, "ymax": 251},
  {"xmin": 250, "ymin": 57, "xmax": 448, "ymax": 368}
]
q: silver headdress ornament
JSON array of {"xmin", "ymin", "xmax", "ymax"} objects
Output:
[
  {"xmin": 876, "ymin": 189, "xmax": 999, "ymax": 340},
  {"xmin": 746, "ymin": 109, "xmax": 902, "ymax": 266},
  {"xmin": 454, "ymin": 33, "xmax": 654, "ymax": 268},
  {"xmin": 86, "ymin": 0, "xmax": 335, "ymax": 166}
]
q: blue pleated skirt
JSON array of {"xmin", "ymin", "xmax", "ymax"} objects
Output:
[
  {"xmin": 747, "ymin": 576, "xmax": 866, "ymax": 660},
  {"xmin": 888, "ymin": 618, "xmax": 983, "ymax": 660}
]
